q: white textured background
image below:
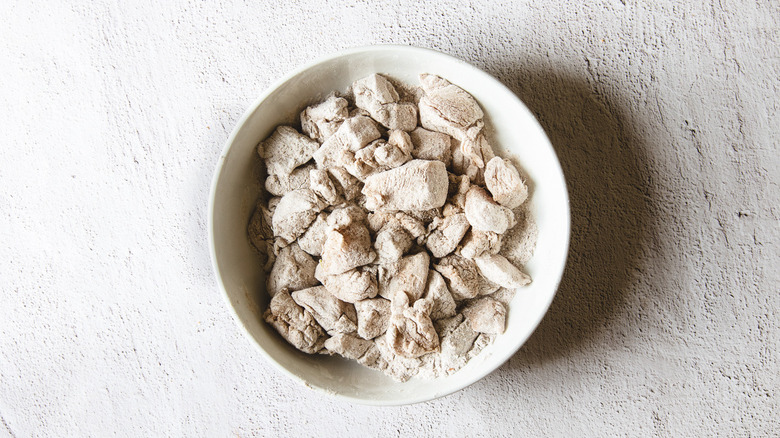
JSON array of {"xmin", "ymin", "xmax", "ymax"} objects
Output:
[{"xmin": 1, "ymin": 0, "xmax": 778, "ymax": 436}]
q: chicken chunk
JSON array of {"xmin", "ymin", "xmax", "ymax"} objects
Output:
[
  {"xmin": 352, "ymin": 74, "xmax": 418, "ymax": 131},
  {"xmin": 433, "ymin": 254, "xmax": 499, "ymax": 300},
  {"xmin": 374, "ymin": 222, "xmax": 413, "ymax": 262},
  {"xmin": 464, "ymin": 186, "xmax": 516, "ymax": 234},
  {"xmin": 324, "ymin": 333, "xmax": 375, "ymax": 360},
  {"xmin": 266, "ymin": 243, "xmax": 319, "ymax": 297},
  {"xmin": 379, "ymin": 252, "xmax": 430, "ymax": 302},
  {"xmin": 313, "ymin": 115, "xmax": 381, "ymax": 169},
  {"xmin": 386, "ymin": 293, "xmax": 439, "ymax": 358},
  {"xmin": 297, "ymin": 211, "xmax": 329, "ymax": 257},
  {"xmin": 300, "ymin": 95, "xmax": 349, "ymax": 142},
  {"xmin": 474, "ymin": 254, "xmax": 531, "ymax": 289},
  {"xmin": 458, "ymin": 229, "xmax": 503, "ymax": 259},
  {"xmin": 425, "ymin": 210, "xmax": 470, "ymax": 258},
  {"xmin": 309, "ymin": 168, "xmax": 340, "ymax": 205},
  {"xmin": 484, "ymin": 157, "xmax": 528, "ymax": 209},
  {"xmin": 460, "ymin": 130, "xmax": 495, "ymax": 169},
  {"xmin": 291, "ymin": 285, "xmax": 357, "ymax": 335},
  {"xmin": 318, "ymin": 207, "xmax": 376, "ymax": 276},
  {"xmin": 264, "ymin": 290, "xmax": 328, "ymax": 354},
  {"xmin": 362, "ymin": 159, "xmax": 449, "ymax": 211},
  {"xmin": 462, "ymin": 296, "xmax": 507, "ymax": 334},
  {"xmin": 272, "ymin": 189, "xmax": 327, "ymax": 243},
  {"xmin": 354, "ymin": 297, "xmax": 392, "ymax": 339},
  {"xmin": 410, "ymin": 127, "xmax": 452, "ymax": 166},
  {"xmin": 327, "ymin": 167, "xmax": 363, "ymax": 201},
  {"xmin": 418, "ymin": 74, "xmax": 484, "ymax": 142},
  {"xmin": 265, "ymin": 162, "xmax": 314, "ymax": 197},
  {"xmin": 422, "ymin": 270, "xmax": 457, "ymax": 320},
  {"xmin": 316, "ymin": 265, "xmax": 379, "ymax": 303},
  {"xmin": 258, "ymin": 126, "xmax": 320, "ymax": 176},
  {"xmin": 440, "ymin": 317, "xmax": 479, "ymax": 356}
]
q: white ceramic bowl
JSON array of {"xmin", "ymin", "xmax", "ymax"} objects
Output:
[{"xmin": 209, "ymin": 45, "xmax": 570, "ymax": 405}]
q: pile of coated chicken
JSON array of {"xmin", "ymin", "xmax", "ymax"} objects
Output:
[{"xmin": 248, "ymin": 73, "xmax": 532, "ymax": 381}]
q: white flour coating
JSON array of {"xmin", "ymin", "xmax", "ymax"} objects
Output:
[{"xmin": 249, "ymin": 73, "xmax": 537, "ymax": 381}]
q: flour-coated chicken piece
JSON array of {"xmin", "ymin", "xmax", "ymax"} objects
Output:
[
  {"xmin": 313, "ymin": 115, "xmax": 381, "ymax": 169},
  {"xmin": 317, "ymin": 206, "xmax": 376, "ymax": 276},
  {"xmin": 324, "ymin": 333, "xmax": 375, "ymax": 360},
  {"xmin": 264, "ymin": 290, "xmax": 328, "ymax": 354},
  {"xmin": 484, "ymin": 157, "xmax": 528, "ymax": 209},
  {"xmin": 464, "ymin": 186, "xmax": 515, "ymax": 234},
  {"xmin": 354, "ymin": 297, "xmax": 392, "ymax": 339},
  {"xmin": 265, "ymin": 162, "xmax": 314, "ymax": 197},
  {"xmin": 425, "ymin": 209, "xmax": 470, "ymax": 258},
  {"xmin": 297, "ymin": 211, "xmax": 329, "ymax": 257},
  {"xmin": 417, "ymin": 74, "xmax": 484, "ymax": 142},
  {"xmin": 362, "ymin": 159, "xmax": 449, "ymax": 211},
  {"xmin": 386, "ymin": 293, "xmax": 440, "ymax": 358},
  {"xmin": 421, "ymin": 270, "xmax": 457, "ymax": 320},
  {"xmin": 433, "ymin": 254, "xmax": 499, "ymax": 300},
  {"xmin": 259, "ymin": 126, "xmax": 320, "ymax": 176},
  {"xmin": 315, "ymin": 265, "xmax": 379, "ymax": 303},
  {"xmin": 379, "ymin": 252, "xmax": 430, "ymax": 302},
  {"xmin": 291, "ymin": 285, "xmax": 358, "ymax": 336},
  {"xmin": 410, "ymin": 127, "xmax": 452, "ymax": 166},
  {"xmin": 352, "ymin": 74, "xmax": 418, "ymax": 131},
  {"xmin": 461, "ymin": 296, "xmax": 507, "ymax": 334},
  {"xmin": 272, "ymin": 188, "xmax": 327, "ymax": 243},
  {"xmin": 309, "ymin": 168, "xmax": 341, "ymax": 205},
  {"xmin": 300, "ymin": 95, "xmax": 349, "ymax": 142},
  {"xmin": 266, "ymin": 243, "xmax": 319, "ymax": 297},
  {"xmin": 473, "ymin": 254, "xmax": 531, "ymax": 289},
  {"xmin": 458, "ymin": 229, "xmax": 503, "ymax": 259},
  {"xmin": 374, "ymin": 221, "xmax": 413, "ymax": 263}
]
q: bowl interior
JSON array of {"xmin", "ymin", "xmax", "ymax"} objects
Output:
[{"xmin": 210, "ymin": 46, "xmax": 570, "ymax": 405}]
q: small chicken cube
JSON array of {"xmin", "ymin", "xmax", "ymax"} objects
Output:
[
  {"xmin": 353, "ymin": 74, "xmax": 418, "ymax": 131},
  {"xmin": 462, "ymin": 296, "xmax": 507, "ymax": 334},
  {"xmin": 316, "ymin": 265, "xmax": 379, "ymax": 303},
  {"xmin": 265, "ymin": 163, "xmax": 314, "ymax": 197},
  {"xmin": 297, "ymin": 211, "xmax": 329, "ymax": 257},
  {"xmin": 386, "ymin": 293, "xmax": 440, "ymax": 358},
  {"xmin": 464, "ymin": 186, "xmax": 516, "ymax": 234},
  {"xmin": 362, "ymin": 159, "xmax": 449, "ymax": 211},
  {"xmin": 291, "ymin": 285, "xmax": 357, "ymax": 335},
  {"xmin": 272, "ymin": 189, "xmax": 327, "ymax": 243},
  {"xmin": 484, "ymin": 157, "xmax": 528, "ymax": 209},
  {"xmin": 354, "ymin": 297, "xmax": 392, "ymax": 339},
  {"xmin": 379, "ymin": 252, "xmax": 430, "ymax": 302},
  {"xmin": 458, "ymin": 229, "xmax": 503, "ymax": 259},
  {"xmin": 410, "ymin": 127, "xmax": 452, "ymax": 166},
  {"xmin": 266, "ymin": 243, "xmax": 318, "ymax": 297},
  {"xmin": 425, "ymin": 210, "xmax": 470, "ymax": 258},
  {"xmin": 418, "ymin": 74, "xmax": 484, "ymax": 142},
  {"xmin": 313, "ymin": 115, "xmax": 381, "ymax": 169},
  {"xmin": 473, "ymin": 254, "xmax": 531, "ymax": 289},
  {"xmin": 264, "ymin": 290, "xmax": 328, "ymax": 354},
  {"xmin": 433, "ymin": 254, "xmax": 499, "ymax": 300},
  {"xmin": 259, "ymin": 126, "xmax": 320, "ymax": 176},
  {"xmin": 422, "ymin": 270, "xmax": 457, "ymax": 320},
  {"xmin": 300, "ymin": 95, "xmax": 349, "ymax": 142},
  {"xmin": 374, "ymin": 222, "xmax": 413, "ymax": 262}
]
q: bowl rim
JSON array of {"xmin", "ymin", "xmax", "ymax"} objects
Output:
[{"xmin": 208, "ymin": 44, "xmax": 571, "ymax": 406}]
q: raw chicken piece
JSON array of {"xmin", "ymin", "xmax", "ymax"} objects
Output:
[
  {"xmin": 297, "ymin": 211, "xmax": 329, "ymax": 257},
  {"xmin": 258, "ymin": 126, "xmax": 320, "ymax": 176},
  {"xmin": 372, "ymin": 334, "xmax": 422, "ymax": 382},
  {"xmin": 422, "ymin": 270, "xmax": 457, "ymax": 320},
  {"xmin": 324, "ymin": 333, "xmax": 374, "ymax": 360},
  {"xmin": 484, "ymin": 157, "xmax": 528, "ymax": 209},
  {"xmin": 309, "ymin": 168, "xmax": 340, "ymax": 205},
  {"xmin": 366, "ymin": 211, "xmax": 425, "ymax": 239},
  {"xmin": 362, "ymin": 159, "xmax": 449, "ymax": 211},
  {"xmin": 264, "ymin": 290, "xmax": 328, "ymax": 354},
  {"xmin": 272, "ymin": 189, "xmax": 327, "ymax": 243},
  {"xmin": 458, "ymin": 229, "xmax": 503, "ymax": 259},
  {"xmin": 473, "ymin": 254, "xmax": 531, "ymax": 289},
  {"xmin": 410, "ymin": 127, "xmax": 452, "ymax": 166},
  {"xmin": 247, "ymin": 201, "xmax": 275, "ymax": 271},
  {"xmin": 300, "ymin": 95, "xmax": 349, "ymax": 141},
  {"xmin": 447, "ymin": 173, "xmax": 471, "ymax": 209},
  {"xmin": 460, "ymin": 130, "xmax": 495, "ymax": 169},
  {"xmin": 462, "ymin": 297, "xmax": 506, "ymax": 334},
  {"xmin": 291, "ymin": 285, "xmax": 357, "ymax": 335},
  {"xmin": 379, "ymin": 252, "xmax": 430, "ymax": 301},
  {"xmin": 354, "ymin": 297, "xmax": 391, "ymax": 339},
  {"xmin": 374, "ymin": 222, "xmax": 413, "ymax": 262},
  {"xmin": 327, "ymin": 167, "xmax": 363, "ymax": 201},
  {"xmin": 266, "ymin": 243, "xmax": 319, "ymax": 297},
  {"xmin": 318, "ymin": 206, "xmax": 376, "ymax": 276},
  {"xmin": 316, "ymin": 265, "xmax": 379, "ymax": 303},
  {"xmin": 464, "ymin": 186, "xmax": 515, "ymax": 234},
  {"xmin": 265, "ymin": 162, "xmax": 314, "ymax": 197},
  {"xmin": 386, "ymin": 293, "xmax": 440, "ymax": 358},
  {"xmin": 352, "ymin": 74, "xmax": 418, "ymax": 131},
  {"xmin": 386, "ymin": 129, "xmax": 414, "ymax": 157},
  {"xmin": 433, "ymin": 254, "xmax": 499, "ymax": 300},
  {"xmin": 433, "ymin": 313, "xmax": 464, "ymax": 338},
  {"xmin": 425, "ymin": 210, "xmax": 470, "ymax": 258},
  {"xmin": 418, "ymin": 74, "xmax": 484, "ymax": 142},
  {"xmin": 313, "ymin": 115, "xmax": 381, "ymax": 169},
  {"xmin": 440, "ymin": 317, "xmax": 479, "ymax": 355}
]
